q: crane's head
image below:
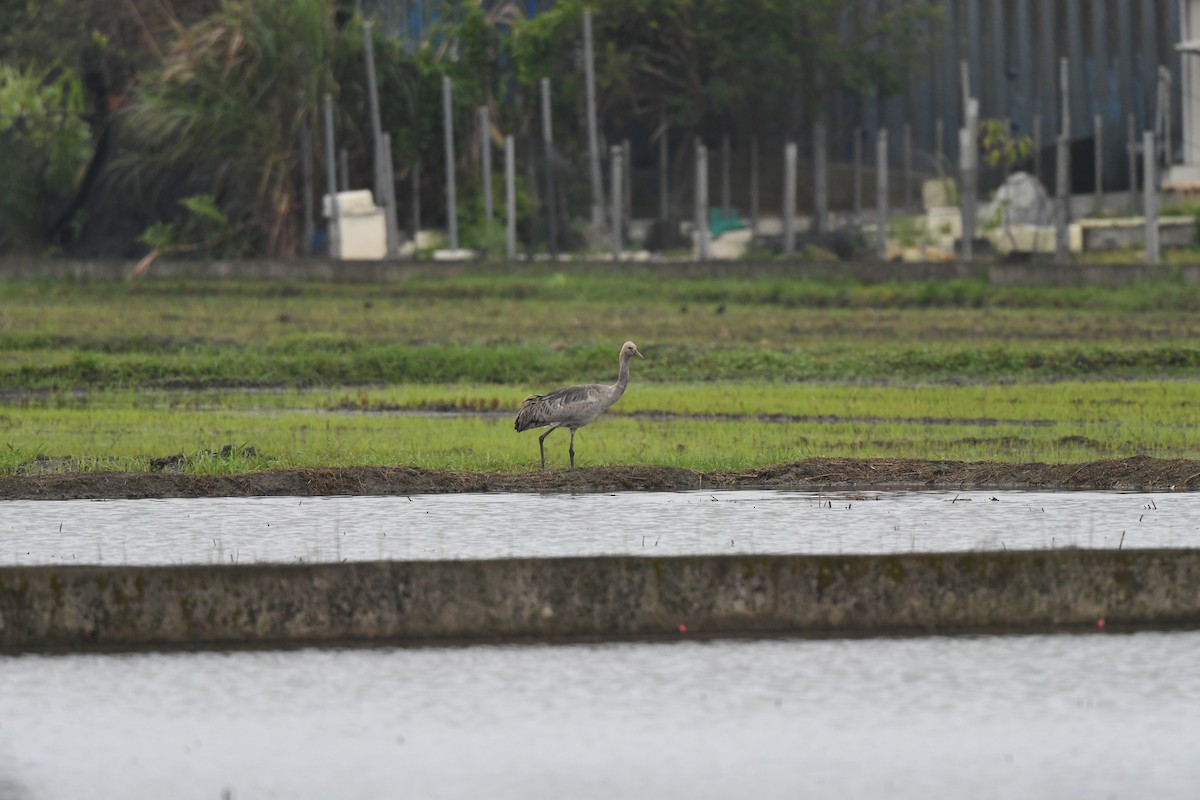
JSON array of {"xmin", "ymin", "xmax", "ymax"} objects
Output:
[{"xmin": 621, "ymin": 341, "xmax": 643, "ymax": 360}]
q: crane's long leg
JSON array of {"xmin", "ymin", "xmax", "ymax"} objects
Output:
[
  {"xmin": 568, "ymin": 428, "xmax": 576, "ymax": 468},
  {"xmin": 538, "ymin": 424, "xmax": 562, "ymax": 469}
]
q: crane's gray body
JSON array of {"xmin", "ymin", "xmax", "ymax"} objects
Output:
[{"xmin": 515, "ymin": 341, "xmax": 642, "ymax": 468}]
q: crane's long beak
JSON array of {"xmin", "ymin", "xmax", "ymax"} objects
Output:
[{"xmin": 635, "ymin": 347, "xmax": 644, "ymax": 358}]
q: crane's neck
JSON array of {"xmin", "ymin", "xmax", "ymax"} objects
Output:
[{"xmin": 611, "ymin": 352, "xmax": 633, "ymax": 400}]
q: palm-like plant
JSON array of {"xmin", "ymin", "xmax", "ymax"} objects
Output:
[{"xmin": 117, "ymin": 0, "xmax": 335, "ymax": 257}]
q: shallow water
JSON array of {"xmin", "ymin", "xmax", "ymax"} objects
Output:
[
  {"xmin": 1, "ymin": 631, "xmax": 1198, "ymax": 799},
  {"xmin": 2, "ymin": 489, "xmax": 1196, "ymax": 565}
]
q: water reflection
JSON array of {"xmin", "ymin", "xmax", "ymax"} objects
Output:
[
  {"xmin": 1, "ymin": 631, "xmax": 1198, "ymax": 799},
  {"xmin": 2, "ymin": 489, "xmax": 1197, "ymax": 566}
]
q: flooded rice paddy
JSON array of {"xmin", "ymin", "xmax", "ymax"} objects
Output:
[
  {"xmin": 2, "ymin": 489, "xmax": 1197, "ymax": 566},
  {"xmin": 2, "ymin": 631, "xmax": 1199, "ymax": 799}
]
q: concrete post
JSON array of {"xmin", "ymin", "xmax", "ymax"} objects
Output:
[
  {"xmin": 783, "ymin": 142, "xmax": 796, "ymax": 258},
  {"xmin": 1145, "ymin": 130, "xmax": 1160, "ymax": 264},
  {"xmin": 540, "ymin": 77, "xmax": 557, "ymax": 258},
  {"xmin": 583, "ymin": 8, "xmax": 605, "ymax": 234},
  {"xmin": 695, "ymin": 141, "xmax": 709, "ymax": 261},
  {"xmin": 505, "ymin": 135, "xmax": 516, "ymax": 261},
  {"xmin": 442, "ymin": 76, "xmax": 458, "ymax": 250},
  {"xmin": 903, "ymin": 122, "xmax": 913, "ymax": 214},
  {"xmin": 1094, "ymin": 114, "xmax": 1104, "ymax": 213},
  {"xmin": 1128, "ymin": 112, "xmax": 1139, "ymax": 212},
  {"xmin": 876, "ymin": 128, "xmax": 889, "ymax": 260},
  {"xmin": 1032, "ymin": 114, "xmax": 1042, "ymax": 186},
  {"xmin": 750, "ymin": 136, "xmax": 760, "ymax": 236},
  {"xmin": 611, "ymin": 145, "xmax": 623, "ymax": 262},
  {"xmin": 322, "ymin": 93, "xmax": 339, "ymax": 259},
  {"xmin": 1056, "ymin": 135, "xmax": 1070, "ymax": 263},
  {"xmin": 813, "ymin": 121, "xmax": 828, "ymax": 234},
  {"xmin": 381, "ymin": 132, "xmax": 400, "ymax": 257},
  {"xmin": 721, "ymin": 134, "xmax": 731, "ymax": 222},
  {"xmin": 853, "ymin": 128, "xmax": 863, "ymax": 216},
  {"xmin": 363, "ymin": 23, "xmax": 398, "ymax": 256},
  {"xmin": 339, "ymin": 148, "xmax": 349, "ymax": 192},
  {"xmin": 479, "ymin": 107, "xmax": 493, "ymax": 224}
]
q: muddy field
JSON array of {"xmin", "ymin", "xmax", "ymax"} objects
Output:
[{"xmin": 2, "ymin": 456, "xmax": 1199, "ymax": 501}]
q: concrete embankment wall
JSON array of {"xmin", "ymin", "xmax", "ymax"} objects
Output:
[
  {"xmin": 3, "ymin": 257, "xmax": 1200, "ymax": 287},
  {"xmin": 3, "ymin": 550, "xmax": 1199, "ymax": 651}
]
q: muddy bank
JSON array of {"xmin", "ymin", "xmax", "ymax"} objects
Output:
[{"xmin": 1, "ymin": 456, "xmax": 1197, "ymax": 501}]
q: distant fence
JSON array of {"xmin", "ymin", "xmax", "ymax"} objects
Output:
[{"xmin": 3, "ymin": 550, "xmax": 1199, "ymax": 651}]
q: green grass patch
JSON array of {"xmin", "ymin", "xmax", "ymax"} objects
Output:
[{"xmin": 2, "ymin": 381, "xmax": 1196, "ymax": 474}]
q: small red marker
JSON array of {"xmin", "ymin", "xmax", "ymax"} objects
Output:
[
  {"xmin": 678, "ymin": 623, "xmax": 688, "ymax": 633},
  {"xmin": 1096, "ymin": 618, "xmax": 1106, "ymax": 630}
]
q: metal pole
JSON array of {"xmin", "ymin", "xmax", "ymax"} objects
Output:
[
  {"xmin": 322, "ymin": 93, "xmax": 339, "ymax": 259},
  {"xmin": 1094, "ymin": 114, "xmax": 1104, "ymax": 213},
  {"xmin": 695, "ymin": 141, "xmax": 709, "ymax": 261},
  {"xmin": 935, "ymin": 117, "xmax": 944, "ymax": 171},
  {"xmin": 1128, "ymin": 112, "xmax": 1139, "ymax": 213},
  {"xmin": 1059, "ymin": 57, "xmax": 1071, "ymax": 139},
  {"xmin": 505, "ymin": 135, "xmax": 516, "ymax": 261},
  {"xmin": 876, "ymin": 127, "xmax": 889, "ymax": 260},
  {"xmin": 479, "ymin": 107, "xmax": 492, "ymax": 256},
  {"xmin": 721, "ymin": 134, "xmax": 731, "ymax": 221},
  {"xmin": 903, "ymin": 122, "xmax": 913, "ymax": 214},
  {"xmin": 813, "ymin": 122, "xmax": 828, "ymax": 234},
  {"xmin": 411, "ymin": 162, "xmax": 420, "ymax": 242},
  {"xmin": 339, "ymin": 148, "xmax": 349, "ymax": 193},
  {"xmin": 583, "ymin": 8, "xmax": 605, "ymax": 234},
  {"xmin": 750, "ymin": 136, "xmax": 760, "ymax": 236},
  {"xmin": 540, "ymin": 77, "xmax": 557, "ymax": 258},
  {"xmin": 853, "ymin": 128, "xmax": 863, "ymax": 216},
  {"xmin": 442, "ymin": 76, "xmax": 458, "ymax": 250},
  {"xmin": 623, "ymin": 137, "xmax": 632, "ymax": 228},
  {"xmin": 1145, "ymin": 130, "xmax": 1159, "ymax": 264},
  {"xmin": 611, "ymin": 145, "xmax": 623, "ymax": 261},
  {"xmin": 1032, "ymin": 114, "xmax": 1042, "ymax": 186},
  {"xmin": 783, "ymin": 142, "xmax": 796, "ymax": 258},
  {"xmin": 658, "ymin": 122, "xmax": 669, "ymax": 222},
  {"xmin": 299, "ymin": 112, "xmax": 314, "ymax": 257}
]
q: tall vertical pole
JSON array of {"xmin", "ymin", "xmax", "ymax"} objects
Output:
[
  {"xmin": 1128, "ymin": 112, "xmax": 1139, "ymax": 213},
  {"xmin": 339, "ymin": 148, "xmax": 349, "ymax": 192},
  {"xmin": 658, "ymin": 124, "xmax": 669, "ymax": 222},
  {"xmin": 299, "ymin": 112, "xmax": 314, "ymax": 257},
  {"xmin": 1032, "ymin": 115, "xmax": 1042, "ymax": 185},
  {"xmin": 783, "ymin": 142, "xmax": 796, "ymax": 258},
  {"xmin": 363, "ymin": 22, "xmax": 397, "ymax": 255},
  {"xmin": 540, "ymin": 77, "xmax": 557, "ymax": 258},
  {"xmin": 623, "ymin": 137, "xmax": 632, "ymax": 228},
  {"xmin": 411, "ymin": 162, "xmax": 420, "ymax": 242},
  {"xmin": 479, "ymin": 107, "xmax": 493, "ymax": 256},
  {"xmin": 1145, "ymin": 130, "xmax": 1159, "ymax": 264},
  {"xmin": 442, "ymin": 76, "xmax": 458, "ymax": 250},
  {"xmin": 876, "ymin": 127, "xmax": 889, "ymax": 260},
  {"xmin": 322, "ymin": 93, "xmax": 340, "ymax": 259},
  {"xmin": 853, "ymin": 128, "xmax": 863, "ymax": 216},
  {"xmin": 695, "ymin": 141, "xmax": 709, "ymax": 261},
  {"xmin": 813, "ymin": 121, "xmax": 828, "ymax": 234},
  {"xmin": 935, "ymin": 117, "xmax": 944, "ymax": 169},
  {"xmin": 1094, "ymin": 113, "xmax": 1104, "ymax": 213},
  {"xmin": 1056, "ymin": 135, "xmax": 1070, "ymax": 263},
  {"xmin": 721, "ymin": 134, "xmax": 731, "ymax": 221},
  {"xmin": 750, "ymin": 137, "xmax": 760, "ymax": 236},
  {"xmin": 381, "ymin": 133, "xmax": 400, "ymax": 257},
  {"xmin": 903, "ymin": 122, "xmax": 913, "ymax": 214},
  {"xmin": 611, "ymin": 145, "xmax": 623, "ymax": 261},
  {"xmin": 960, "ymin": 98, "xmax": 979, "ymax": 263},
  {"xmin": 505, "ymin": 135, "xmax": 516, "ymax": 261},
  {"xmin": 583, "ymin": 8, "xmax": 605, "ymax": 234}
]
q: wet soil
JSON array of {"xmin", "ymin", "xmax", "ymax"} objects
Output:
[{"xmin": 2, "ymin": 456, "xmax": 1199, "ymax": 501}]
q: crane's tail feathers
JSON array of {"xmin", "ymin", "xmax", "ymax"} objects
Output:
[{"xmin": 514, "ymin": 395, "xmax": 548, "ymax": 432}]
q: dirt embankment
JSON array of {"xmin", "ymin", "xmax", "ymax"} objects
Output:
[{"xmin": 2, "ymin": 456, "xmax": 1198, "ymax": 501}]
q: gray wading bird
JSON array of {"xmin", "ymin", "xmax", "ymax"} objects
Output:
[{"xmin": 514, "ymin": 341, "xmax": 643, "ymax": 468}]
